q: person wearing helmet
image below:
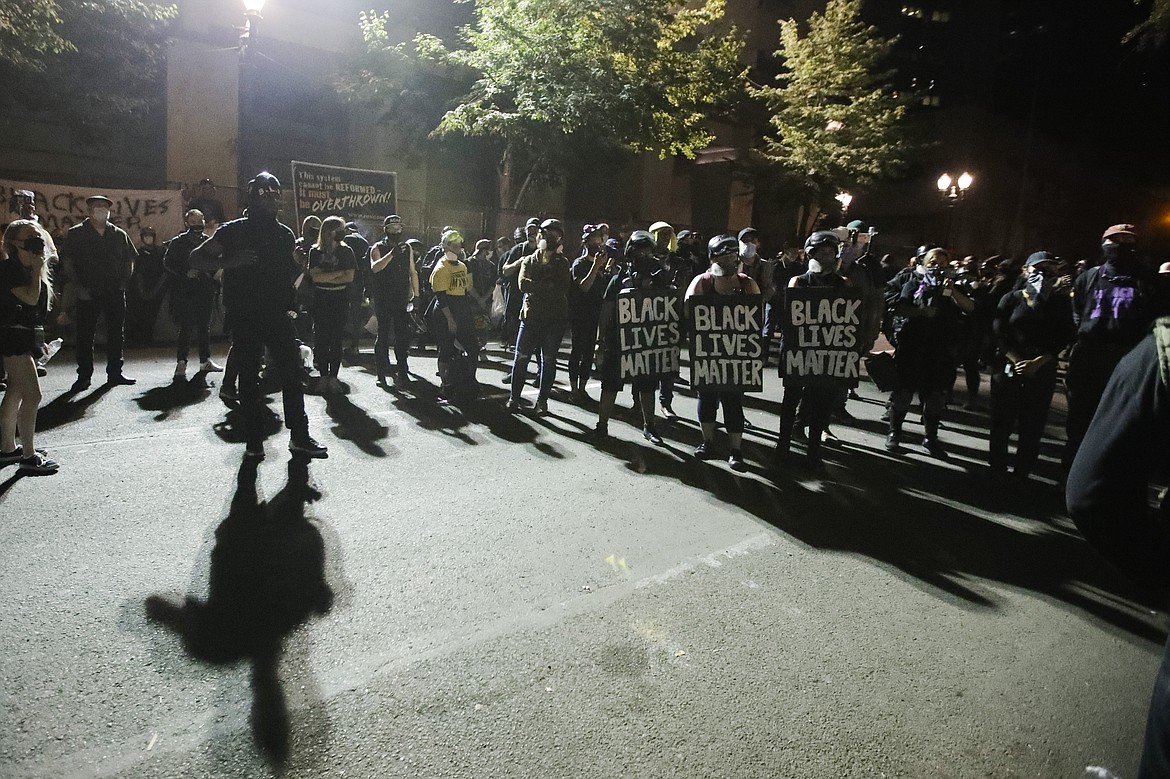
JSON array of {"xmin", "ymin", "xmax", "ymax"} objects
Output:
[
  {"xmin": 774, "ymin": 230, "xmax": 852, "ymax": 466},
  {"xmin": 884, "ymin": 246, "xmax": 974, "ymax": 456},
  {"xmin": 683, "ymin": 235, "xmax": 762, "ymax": 468},
  {"xmin": 568, "ymin": 223, "xmax": 614, "ymax": 402},
  {"xmin": 429, "ymin": 229, "xmax": 481, "ymax": 404},
  {"xmin": 498, "ymin": 217, "xmax": 542, "ymax": 351},
  {"xmin": 594, "ymin": 230, "xmax": 676, "ymax": 442},
  {"xmin": 648, "ymin": 221, "xmax": 687, "ymax": 417},
  {"xmin": 506, "ymin": 219, "xmax": 572, "ymax": 414},
  {"xmin": 1064, "ymin": 223, "xmax": 1164, "ymax": 470},
  {"xmin": 189, "ymin": 172, "xmax": 328, "ymax": 459},
  {"xmin": 369, "ymin": 214, "xmax": 419, "ymax": 388}
]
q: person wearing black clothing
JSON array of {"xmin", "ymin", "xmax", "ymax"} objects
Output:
[
  {"xmin": 686, "ymin": 235, "xmax": 760, "ymax": 468},
  {"xmin": 308, "ymin": 216, "xmax": 356, "ymax": 392},
  {"xmin": 62, "ymin": 194, "xmax": 138, "ymax": 389},
  {"xmin": 885, "ymin": 247, "xmax": 975, "ymax": 456},
  {"xmin": 189, "ymin": 172, "xmax": 327, "ymax": 459},
  {"xmin": 568, "ymin": 224, "xmax": 613, "ymax": 402},
  {"xmin": 594, "ymin": 231, "xmax": 676, "ymax": 442},
  {"xmin": 187, "ymin": 178, "xmax": 226, "ymax": 229},
  {"xmin": 165, "ymin": 210, "xmax": 221, "ymax": 380},
  {"xmin": 989, "ymin": 252, "xmax": 1076, "ymax": 479},
  {"xmin": 775, "ymin": 231, "xmax": 849, "ymax": 466},
  {"xmin": 126, "ymin": 227, "xmax": 168, "ymax": 347},
  {"xmin": 499, "ymin": 219, "xmax": 540, "ymax": 352},
  {"xmin": 368, "ymin": 214, "xmax": 418, "ymax": 388},
  {"xmin": 1064, "ymin": 223, "xmax": 1164, "ymax": 470},
  {"xmin": 1066, "ymin": 321, "xmax": 1170, "ymax": 779}
]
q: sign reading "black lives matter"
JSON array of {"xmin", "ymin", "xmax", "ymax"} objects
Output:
[
  {"xmin": 688, "ymin": 294, "xmax": 765, "ymax": 392},
  {"xmin": 616, "ymin": 291, "xmax": 682, "ymax": 379},
  {"xmin": 781, "ymin": 286, "xmax": 865, "ymax": 385},
  {"xmin": 292, "ymin": 161, "xmax": 397, "ymax": 227}
]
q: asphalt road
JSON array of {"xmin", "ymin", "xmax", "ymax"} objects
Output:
[{"xmin": 0, "ymin": 341, "xmax": 1164, "ymax": 779}]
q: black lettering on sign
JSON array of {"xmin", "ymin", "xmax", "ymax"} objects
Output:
[{"xmin": 688, "ymin": 293, "xmax": 765, "ymax": 393}]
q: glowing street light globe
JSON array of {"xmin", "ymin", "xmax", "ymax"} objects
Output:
[
  {"xmin": 936, "ymin": 174, "xmax": 952, "ymax": 192},
  {"xmin": 243, "ymin": 0, "xmax": 266, "ymax": 15},
  {"xmin": 957, "ymin": 172, "xmax": 974, "ymax": 191}
]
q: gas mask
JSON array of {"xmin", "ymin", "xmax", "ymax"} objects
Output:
[{"xmin": 709, "ymin": 256, "xmax": 738, "ymax": 277}]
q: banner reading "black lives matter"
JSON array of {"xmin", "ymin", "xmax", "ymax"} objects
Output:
[
  {"xmin": 0, "ymin": 179, "xmax": 183, "ymax": 239},
  {"xmin": 780, "ymin": 286, "xmax": 865, "ymax": 386},
  {"xmin": 688, "ymin": 294, "xmax": 764, "ymax": 393},
  {"xmin": 616, "ymin": 291, "xmax": 682, "ymax": 380},
  {"xmin": 291, "ymin": 161, "xmax": 397, "ymax": 227}
]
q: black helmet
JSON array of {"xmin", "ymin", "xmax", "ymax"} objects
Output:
[
  {"xmin": 539, "ymin": 218, "xmax": 563, "ymax": 234},
  {"xmin": 803, "ymin": 230, "xmax": 841, "ymax": 254},
  {"xmin": 916, "ymin": 243, "xmax": 940, "ymax": 260},
  {"xmin": 708, "ymin": 234, "xmax": 738, "ymax": 259},
  {"xmin": 626, "ymin": 230, "xmax": 656, "ymax": 254},
  {"xmin": 247, "ymin": 171, "xmax": 281, "ymax": 198}
]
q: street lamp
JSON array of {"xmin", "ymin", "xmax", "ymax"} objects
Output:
[
  {"xmin": 834, "ymin": 191, "xmax": 853, "ymax": 214},
  {"xmin": 936, "ymin": 171, "xmax": 973, "ymax": 247},
  {"xmin": 238, "ymin": 0, "xmax": 266, "ymax": 197},
  {"xmin": 239, "ymin": 0, "xmax": 265, "ymax": 58}
]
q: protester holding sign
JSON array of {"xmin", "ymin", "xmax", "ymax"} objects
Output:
[
  {"xmin": 885, "ymin": 247, "xmax": 974, "ymax": 456},
  {"xmin": 776, "ymin": 231, "xmax": 858, "ymax": 467},
  {"xmin": 594, "ymin": 231, "xmax": 680, "ymax": 443},
  {"xmin": 685, "ymin": 235, "xmax": 762, "ymax": 469}
]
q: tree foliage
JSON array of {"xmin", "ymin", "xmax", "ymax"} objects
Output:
[
  {"xmin": 0, "ymin": 1, "xmax": 176, "ymax": 133},
  {"xmin": 1126, "ymin": 0, "xmax": 1170, "ymax": 48},
  {"xmin": 751, "ymin": 0, "xmax": 905, "ymax": 196},
  {"xmin": 355, "ymin": 0, "xmax": 745, "ymax": 209}
]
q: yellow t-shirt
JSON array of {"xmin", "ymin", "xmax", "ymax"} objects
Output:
[{"xmin": 430, "ymin": 260, "xmax": 471, "ymax": 296}]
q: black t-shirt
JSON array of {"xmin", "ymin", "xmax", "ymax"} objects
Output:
[
  {"xmin": 213, "ymin": 215, "xmax": 298, "ymax": 321},
  {"xmin": 0, "ymin": 259, "xmax": 48, "ymax": 329},
  {"xmin": 368, "ymin": 238, "xmax": 413, "ymax": 302},
  {"xmin": 994, "ymin": 287, "xmax": 1076, "ymax": 362},
  {"xmin": 307, "ymin": 244, "xmax": 357, "ymax": 292}
]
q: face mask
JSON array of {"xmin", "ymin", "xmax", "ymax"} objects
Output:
[
  {"xmin": 808, "ymin": 256, "xmax": 840, "ymax": 275},
  {"xmin": 92, "ymin": 208, "xmax": 110, "ymax": 224},
  {"xmin": 739, "ymin": 241, "xmax": 757, "ymax": 259},
  {"xmin": 444, "ymin": 250, "xmax": 459, "ymax": 263},
  {"xmin": 385, "ymin": 226, "xmax": 402, "ymax": 237},
  {"xmin": 21, "ymin": 234, "xmax": 46, "ymax": 255},
  {"xmin": 709, "ymin": 257, "xmax": 737, "ymax": 277},
  {"xmin": 1101, "ymin": 243, "xmax": 1136, "ymax": 267},
  {"xmin": 334, "ymin": 231, "xmax": 346, "ymax": 242},
  {"xmin": 142, "ymin": 236, "xmax": 155, "ymax": 245},
  {"xmin": 305, "ymin": 230, "xmax": 319, "ymax": 244},
  {"xmin": 189, "ymin": 224, "xmax": 205, "ymax": 233}
]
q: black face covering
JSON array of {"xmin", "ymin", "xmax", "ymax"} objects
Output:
[
  {"xmin": 22, "ymin": 234, "xmax": 45, "ymax": 255},
  {"xmin": 1101, "ymin": 242, "xmax": 1136, "ymax": 268}
]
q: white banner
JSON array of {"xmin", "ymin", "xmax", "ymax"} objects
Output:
[{"xmin": 0, "ymin": 179, "xmax": 185, "ymax": 241}]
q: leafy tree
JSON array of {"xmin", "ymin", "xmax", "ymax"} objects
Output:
[
  {"xmin": 750, "ymin": 0, "xmax": 905, "ymax": 231},
  {"xmin": 356, "ymin": 0, "xmax": 745, "ymax": 211},
  {"xmin": 0, "ymin": 1, "xmax": 176, "ymax": 134},
  {"xmin": 1126, "ymin": 0, "xmax": 1170, "ymax": 47}
]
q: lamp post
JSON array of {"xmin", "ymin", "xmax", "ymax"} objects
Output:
[
  {"xmin": 834, "ymin": 191, "xmax": 853, "ymax": 215},
  {"xmin": 936, "ymin": 171, "xmax": 973, "ymax": 248},
  {"xmin": 238, "ymin": 0, "xmax": 266, "ymax": 192}
]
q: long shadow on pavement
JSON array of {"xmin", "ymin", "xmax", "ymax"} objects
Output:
[
  {"xmin": 321, "ymin": 385, "xmax": 390, "ymax": 457},
  {"xmin": 134, "ymin": 374, "xmax": 213, "ymax": 422},
  {"xmin": 145, "ymin": 456, "xmax": 338, "ymax": 769},
  {"xmin": 36, "ymin": 384, "xmax": 114, "ymax": 432}
]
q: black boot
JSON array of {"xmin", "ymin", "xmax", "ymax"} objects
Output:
[
  {"xmin": 922, "ymin": 414, "xmax": 945, "ymax": 457},
  {"xmin": 886, "ymin": 408, "xmax": 906, "ymax": 452}
]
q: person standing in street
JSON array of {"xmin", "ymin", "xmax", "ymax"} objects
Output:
[
  {"xmin": 126, "ymin": 227, "xmax": 168, "ymax": 347},
  {"xmin": 499, "ymin": 218, "xmax": 540, "ymax": 353},
  {"xmin": 0, "ymin": 220, "xmax": 59, "ymax": 474},
  {"xmin": 61, "ymin": 194, "xmax": 138, "ymax": 389},
  {"xmin": 1064, "ymin": 223, "xmax": 1164, "ymax": 470},
  {"xmin": 189, "ymin": 172, "xmax": 327, "ymax": 459},
  {"xmin": 341, "ymin": 221, "xmax": 370, "ymax": 359},
  {"xmin": 428, "ymin": 229, "xmax": 481, "ymax": 404},
  {"xmin": 568, "ymin": 224, "xmax": 612, "ymax": 403},
  {"xmin": 308, "ymin": 216, "xmax": 356, "ymax": 393},
  {"xmin": 165, "ymin": 209, "xmax": 222, "ymax": 381},
  {"xmin": 507, "ymin": 219, "xmax": 572, "ymax": 415},
  {"xmin": 368, "ymin": 214, "xmax": 418, "ymax": 388}
]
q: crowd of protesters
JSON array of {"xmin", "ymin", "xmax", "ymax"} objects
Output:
[{"xmin": 2, "ymin": 174, "xmax": 1168, "ymax": 483}]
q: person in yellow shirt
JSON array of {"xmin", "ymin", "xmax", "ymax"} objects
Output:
[{"xmin": 428, "ymin": 229, "xmax": 480, "ymax": 403}]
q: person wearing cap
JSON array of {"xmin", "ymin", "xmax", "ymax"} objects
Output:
[
  {"xmin": 988, "ymin": 251, "xmax": 1076, "ymax": 480},
  {"xmin": 675, "ymin": 229, "xmax": 705, "ymax": 279},
  {"xmin": 507, "ymin": 219, "xmax": 572, "ymax": 415},
  {"xmin": 187, "ymin": 178, "xmax": 226, "ymax": 227},
  {"xmin": 61, "ymin": 194, "xmax": 139, "ymax": 389},
  {"xmin": 368, "ymin": 214, "xmax": 419, "ymax": 387},
  {"xmin": 567, "ymin": 223, "xmax": 613, "ymax": 402},
  {"xmin": 467, "ymin": 238, "xmax": 498, "ymax": 312},
  {"xmin": 189, "ymin": 172, "xmax": 327, "ymax": 459},
  {"xmin": 884, "ymin": 247, "xmax": 975, "ymax": 456},
  {"xmin": 307, "ymin": 216, "xmax": 357, "ymax": 393},
  {"xmin": 164, "ymin": 209, "xmax": 221, "ymax": 381},
  {"xmin": 737, "ymin": 227, "xmax": 776, "ymax": 363},
  {"xmin": 1064, "ymin": 223, "xmax": 1166, "ymax": 469},
  {"xmin": 125, "ymin": 225, "xmax": 169, "ymax": 348},
  {"xmin": 428, "ymin": 229, "xmax": 481, "ymax": 404},
  {"xmin": 498, "ymin": 218, "xmax": 541, "ymax": 353}
]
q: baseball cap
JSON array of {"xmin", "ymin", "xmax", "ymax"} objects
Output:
[
  {"xmin": 737, "ymin": 227, "xmax": 759, "ymax": 242},
  {"xmin": 1102, "ymin": 224, "xmax": 1136, "ymax": 242},
  {"xmin": 1025, "ymin": 251, "xmax": 1058, "ymax": 267}
]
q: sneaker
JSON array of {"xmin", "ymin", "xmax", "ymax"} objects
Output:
[
  {"xmin": 289, "ymin": 434, "xmax": 328, "ymax": 458},
  {"xmin": 1, "ymin": 447, "xmax": 46, "ymax": 466},
  {"xmin": 107, "ymin": 374, "xmax": 137, "ymax": 386},
  {"xmin": 219, "ymin": 386, "xmax": 239, "ymax": 407},
  {"xmin": 173, "ymin": 360, "xmax": 187, "ymax": 380},
  {"xmin": 534, "ymin": 399, "xmax": 549, "ymax": 416},
  {"xmin": 693, "ymin": 441, "xmax": 715, "ymax": 460},
  {"xmin": 71, "ymin": 376, "xmax": 91, "ymax": 392},
  {"xmin": 728, "ymin": 450, "xmax": 746, "ymax": 470},
  {"xmin": 19, "ymin": 452, "xmax": 59, "ymax": 475},
  {"xmin": 200, "ymin": 359, "xmax": 224, "ymax": 373},
  {"xmin": 505, "ymin": 398, "xmax": 522, "ymax": 414},
  {"xmin": 35, "ymin": 366, "xmax": 47, "ymax": 377},
  {"xmin": 661, "ymin": 403, "xmax": 676, "ymax": 419},
  {"xmin": 922, "ymin": 437, "xmax": 946, "ymax": 458},
  {"xmin": 643, "ymin": 426, "xmax": 663, "ymax": 445},
  {"xmin": 885, "ymin": 431, "xmax": 901, "ymax": 452}
]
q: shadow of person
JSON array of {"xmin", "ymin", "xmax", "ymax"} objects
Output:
[
  {"xmin": 35, "ymin": 384, "xmax": 114, "ymax": 432},
  {"xmin": 145, "ymin": 457, "xmax": 335, "ymax": 769},
  {"xmin": 322, "ymin": 391, "xmax": 390, "ymax": 457},
  {"xmin": 134, "ymin": 374, "xmax": 213, "ymax": 421}
]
